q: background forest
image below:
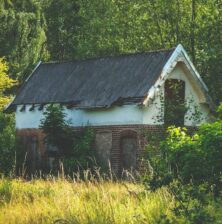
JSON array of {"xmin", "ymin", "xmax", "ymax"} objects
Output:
[{"xmin": 0, "ymin": 0, "xmax": 222, "ymax": 103}]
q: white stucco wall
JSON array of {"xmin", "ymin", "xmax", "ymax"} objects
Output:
[
  {"xmin": 168, "ymin": 65, "xmax": 209, "ymax": 126},
  {"xmin": 15, "ymin": 64, "xmax": 210, "ymax": 129},
  {"xmin": 15, "ymin": 104, "xmax": 145, "ymax": 129}
]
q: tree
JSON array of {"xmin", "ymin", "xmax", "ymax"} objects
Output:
[
  {"xmin": 0, "ymin": 58, "xmax": 16, "ymax": 175},
  {"xmin": 0, "ymin": 112, "xmax": 16, "ymax": 175},
  {"xmin": 0, "ymin": 58, "xmax": 16, "ymax": 110},
  {"xmin": 40, "ymin": 105, "xmax": 95, "ymax": 173},
  {"xmin": 0, "ymin": 0, "xmax": 48, "ymax": 80},
  {"xmin": 44, "ymin": 0, "xmax": 81, "ymax": 61},
  {"xmin": 39, "ymin": 105, "xmax": 74, "ymax": 155}
]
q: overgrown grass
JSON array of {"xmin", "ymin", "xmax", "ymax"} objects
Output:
[
  {"xmin": 0, "ymin": 175, "xmax": 176, "ymax": 224},
  {"xmin": 1, "ymin": 175, "xmax": 222, "ymax": 224}
]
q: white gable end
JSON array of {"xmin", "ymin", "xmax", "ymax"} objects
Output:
[{"xmin": 167, "ymin": 65, "xmax": 210, "ymax": 126}]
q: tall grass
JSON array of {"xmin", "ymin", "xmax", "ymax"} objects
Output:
[{"xmin": 0, "ymin": 175, "xmax": 176, "ymax": 224}]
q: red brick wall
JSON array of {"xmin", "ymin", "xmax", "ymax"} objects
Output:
[{"xmin": 17, "ymin": 124, "xmax": 164, "ymax": 173}]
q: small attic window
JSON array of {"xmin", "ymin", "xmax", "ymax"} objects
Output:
[{"xmin": 164, "ymin": 79, "xmax": 186, "ymax": 127}]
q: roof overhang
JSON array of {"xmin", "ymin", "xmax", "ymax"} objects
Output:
[
  {"xmin": 143, "ymin": 44, "xmax": 215, "ymax": 112},
  {"xmin": 4, "ymin": 61, "xmax": 42, "ymax": 113}
]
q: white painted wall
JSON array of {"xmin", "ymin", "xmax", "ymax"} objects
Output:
[
  {"xmin": 15, "ymin": 64, "xmax": 210, "ymax": 129},
  {"xmin": 16, "ymin": 104, "xmax": 145, "ymax": 129},
  {"xmin": 168, "ymin": 65, "xmax": 209, "ymax": 126}
]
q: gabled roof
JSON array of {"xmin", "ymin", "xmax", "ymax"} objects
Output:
[
  {"xmin": 9, "ymin": 48, "xmax": 174, "ymax": 108},
  {"xmin": 6, "ymin": 44, "xmax": 214, "ymax": 111}
]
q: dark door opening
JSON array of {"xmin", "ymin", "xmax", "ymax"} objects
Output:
[{"xmin": 164, "ymin": 79, "xmax": 186, "ymax": 127}]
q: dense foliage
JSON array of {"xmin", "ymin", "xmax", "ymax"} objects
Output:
[
  {"xmin": 141, "ymin": 103, "xmax": 222, "ymax": 223},
  {"xmin": 0, "ymin": 58, "xmax": 16, "ymax": 109},
  {"xmin": 0, "ymin": 0, "xmax": 47, "ymax": 80},
  {"xmin": 0, "ymin": 113, "xmax": 16, "ymax": 176},
  {"xmin": 150, "ymin": 121, "xmax": 222, "ymax": 188},
  {"xmin": 44, "ymin": 0, "xmax": 81, "ymax": 61},
  {"xmin": 146, "ymin": 119, "xmax": 222, "ymax": 190},
  {"xmin": 0, "ymin": 58, "xmax": 16, "ymax": 175},
  {"xmin": 40, "ymin": 105, "xmax": 96, "ymax": 173}
]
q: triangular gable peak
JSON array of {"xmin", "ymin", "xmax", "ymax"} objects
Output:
[{"xmin": 143, "ymin": 44, "xmax": 214, "ymax": 111}]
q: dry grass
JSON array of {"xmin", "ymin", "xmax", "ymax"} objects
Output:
[{"xmin": 0, "ymin": 175, "xmax": 176, "ymax": 224}]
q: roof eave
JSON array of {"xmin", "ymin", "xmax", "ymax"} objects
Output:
[
  {"xmin": 143, "ymin": 44, "xmax": 215, "ymax": 111},
  {"xmin": 4, "ymin": 61, "xmax": 42, "ymax": 113}
]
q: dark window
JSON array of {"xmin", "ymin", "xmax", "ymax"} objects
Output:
[{"xmin": 164, "ymin": 79, "xmax": 186, "ymax": 127}]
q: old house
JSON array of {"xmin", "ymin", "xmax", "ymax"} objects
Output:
[{"xmin": 5, "ymin": 44, "xmax": 214, "ymax": 173}]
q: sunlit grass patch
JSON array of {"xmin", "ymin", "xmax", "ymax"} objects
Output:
[{"xmin": 0, "ymin": 177, "xmax": 175, "ymax": 224}]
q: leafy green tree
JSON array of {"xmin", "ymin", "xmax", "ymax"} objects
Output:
[
  {"xmin": 148, "ymin": 119, "xmax": 222, "ymax": 192},
  {"xmin": 194, "ymin": 0, "xmax": 222, "ymax": 104},
  {"xmin": 0, "ymin": 58, "xmax": 16, "ymax": 109},
  {"xmin": 0, "ymin": 0, "xmax": 48, "ymax": 80},
  {"xmin": 0, "ymin": 113, "xmax": 16, "ymax": 176},
  {"xmin": 39, "ymin": 105, "xmax": 74, "ymax": 155},
  {"xmin": 0, "ymin": 58, "xmax": 16, "ymax": 175},
  {"xmin": 40, "ymin": 105, "xmax": 95, "ymax": 173},
  {"xmin": 44, "ymin": 0, "xmax": 81, "ymax": 61}
]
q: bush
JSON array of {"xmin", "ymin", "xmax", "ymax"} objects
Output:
[
  {"xmin": 39, "ymin": 104, "xmax": 74, "ymax": 155},
  {"xmin": 144, "ymin": 104, "xmax": 222, "ymax": 223},
  {"xmin": 145, "ymin": 121, "xmax": 222, "ymax": 189},
  {"xmin": 40, "ymin": 105, "xmax": 96, "ymax": 174},
  {"xmin": 61, "ymin": 126, "xmax": 96, "ymax": 174},
  {"xmin": 198, "ymin": 121, "xmax": 222, "ymax": 191},
  {"xmin": 169, "ymin": 180, "xmax": 216, "ymax": 224},
  {"xmin": 160, "ymin": 127, "xmax": 205, "ymax": 183},
  {"xmin": 0, "ymin": 113, "xmax": 16, "ymax": 176}
]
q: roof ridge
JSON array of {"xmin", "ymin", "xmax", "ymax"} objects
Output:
[
  {"xmin": 7, "ymin": 47, "xmax": 175, "ymax": 111},
  {"xmin": 41, "ymin": 47, "xmax": 176, "ymax": 65}
]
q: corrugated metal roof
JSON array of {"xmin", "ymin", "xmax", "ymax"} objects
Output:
[{"xmin": 11, "ymin": 48, "xmax": 175, "ymax": 108}]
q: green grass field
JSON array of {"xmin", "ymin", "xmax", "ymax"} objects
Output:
[
  {"xmin": 0, "ymin": 177, "xmax": 176, "ymax": 224},
  {"xmin": 2, "ymin": 174, "xmax": 222, "ymax": 224}
]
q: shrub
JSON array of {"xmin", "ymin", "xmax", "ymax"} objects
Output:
[
  {"xmin": 40, "ymin": 105, "xmax": 96, "ymax": 174},
  {"xmin": 198, "ymin": 121, "xmax": 222, "ymax": 191},
  {"xmin": 61, "ymin": 126, "xmax": 96, "ymax": 174},
  {"xmin": 39, "ymin": 104, "xmax": 74, "ymax": 155},
  {"xmin": 146, "ymin": 121, "xmax": 222, "ymax": 187},
  {"xmin": 0, "ymin": 113, "xmax": 16, "ymax": 176},
  {"xmin": 144, "ymin": 104, "xmax": 222, "ymax": 223},
  {"xmin": 0, "ymin": 58, "xmax": 17, "ymax": 176},
  {"xmin": 169, "ymin": 180, "xmax": 216, "ymax": 224},
  {"xmin": 160, "ymin": 127, "xmax": 204, "ymax": 183}
]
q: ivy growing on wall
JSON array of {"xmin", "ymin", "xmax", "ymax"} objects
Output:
[{"xmin": 151, "ymin": 79, "xmax": 204, "ymax": 127}]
